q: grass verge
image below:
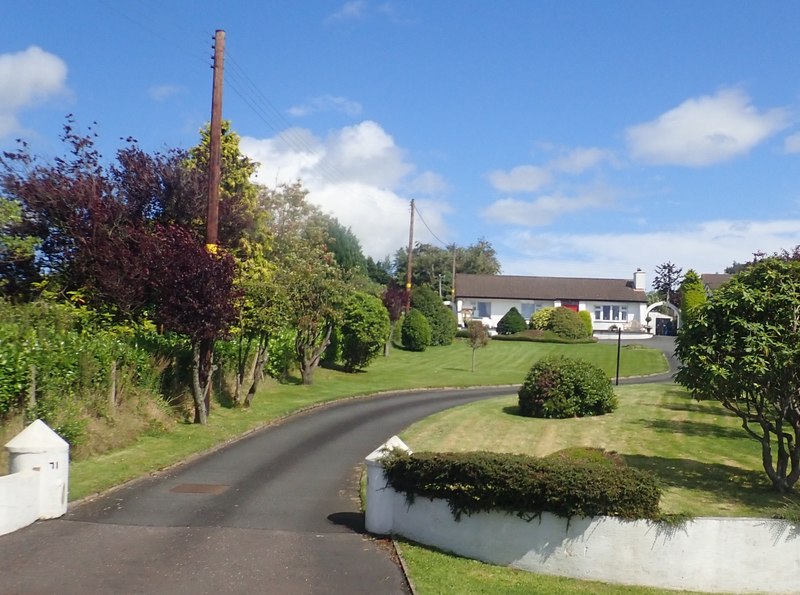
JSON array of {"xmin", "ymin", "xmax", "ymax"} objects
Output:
[{"xmin": 395, "ymin": 540, "xmax": 712, "ymax": 595}]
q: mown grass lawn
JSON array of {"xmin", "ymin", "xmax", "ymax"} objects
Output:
[
  {"xmin": 68, "ymin": 338, "xmax": 666, "ymax": 500},
  {"xmin": 400, "ymin": 383, "xmax": 795, "ymax": 517}
]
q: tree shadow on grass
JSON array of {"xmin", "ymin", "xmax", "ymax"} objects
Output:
[
  {"xmin": 502, "ymin": 405, "xmax": 522, "ymax": 416},
  {"xmin": 632, "ymin": 418, "xmax": 744, "ymax": 440},
  {"xmin": 645, "ymin": 399, "xmax": 736, "ymax": 417},
  {"xmin": 623, "ymin": 454, "xmax": 777, "ymax": 510}
]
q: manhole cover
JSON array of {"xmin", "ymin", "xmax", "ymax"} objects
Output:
[{"xmin": 170, "ymin": 483, "xmax": 230, "ymax": 494}]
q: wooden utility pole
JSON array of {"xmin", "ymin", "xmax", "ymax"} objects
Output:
[
  {"xmin": 405, "ymin": 199, "xmax": 415, "ymax": 313},
  {"xmin": 451, "ymin": 243, "xmax": 457, "ymax": 310},
  {"xmin": 206, "ymin": 29, "xmax": 225, "ymax": 253}
]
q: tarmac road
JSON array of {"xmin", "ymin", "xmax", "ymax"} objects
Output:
[
  {"xmin": 0, "ymin": 385, "xmax": 516, "ymax": 595},
  {"xmin": 0, "ymin": 338, "xmax": 676, "ymax": 594}
]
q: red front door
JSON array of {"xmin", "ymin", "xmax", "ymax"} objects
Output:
[{"xmin": 561, "ymin": 300, "xmax": 579, "ymax": 312}]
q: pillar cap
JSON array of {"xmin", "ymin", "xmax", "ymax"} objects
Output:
[{"xmin": 5, "ymin": 419, "xmax": 69, "ymax": 453}]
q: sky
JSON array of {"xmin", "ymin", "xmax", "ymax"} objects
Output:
[{"xmin": 6, "ymin": 1, "xmax": 800, "ymax": 286}]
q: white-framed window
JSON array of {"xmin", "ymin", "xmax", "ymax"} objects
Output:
[
  {"xmin": 594, "ymin": 304, "xmax": 628, "ymax": 321},
  {"xmin": 476, "ymin": 302, "xmax": 491, "ymax": 318},
  {"xmin": 520, "ymin": 302, "xmax": 546, "ymax": 319}
]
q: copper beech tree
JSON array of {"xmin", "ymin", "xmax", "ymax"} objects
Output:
[{"xmin": 0, "ymin": 120, "xmax": 241, "ymax": 424}]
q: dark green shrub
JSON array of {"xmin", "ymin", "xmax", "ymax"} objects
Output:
[
  {"xmin": 340, "ymin": 292, "xmax": 391, "ymax": 371},
  {"xmin": 548, "ymin": 306, "xmax": 588, "ymax": 339},
  {"xmin": 401, "ymin": 308, "xmax": 431, "ymax": 351},
  {"xmin": 518, "ymin": 355, "xmax": 617, "ymax": 418},
  {"xmin": 411, "ymin": 285, "xmax": 455, "ymax": 346},
  {"xmin": 578, "ymin": 310, "xmax": 593, "ymax": 337},
  {"xmin": 382, "ymin": 449, "xmax": 661, "ymax": 521},
  {"xmin": 497, "ymin": 307, "xmax": 527, "ymax": 335},
  {"xmin": 431, "ymin": 304, "xmax": 457, "ymax": 346}
]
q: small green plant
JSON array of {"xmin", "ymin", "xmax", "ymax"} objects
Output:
[
  {"xmin": 578, "ymin": 310, "xmax": 593, "ymax": 337},
  {"xmin": 497, "ymin": 307, "xmax": 527, "ymax": 335},
  {"xmin": 401, "ymin": 308, "xmax": 431, "ymax": 352},
  {"xmin": 518, "ymin": 355, "xmax": 617, "ymax": 418}
]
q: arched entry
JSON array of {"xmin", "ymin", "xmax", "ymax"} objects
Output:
[{"xmin": 645, "ymin": 301, "xmax": 681, "ymax": 335}]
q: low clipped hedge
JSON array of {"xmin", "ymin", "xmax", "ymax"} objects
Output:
[
  {"xmin": 492, "ymin": 329, "xmax": 596, "ymax": 344},
  {"xmin": 382, "ymin": 448, "xmax": 661, "ymax": 521}
]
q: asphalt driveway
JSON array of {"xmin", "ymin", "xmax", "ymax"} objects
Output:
[{"xmin": 0, "ymin": 386, "xmax": 515, "ymax": 594}]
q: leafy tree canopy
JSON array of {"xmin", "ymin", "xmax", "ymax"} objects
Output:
[{"xmin": 675, "ymin": 257, "xmax": 800, "ymax": 493}]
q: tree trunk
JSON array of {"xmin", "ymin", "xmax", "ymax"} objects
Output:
[
  {"xmin": 471, "ymin": 348, "xmax": 476, "ymax": 372},
  {"xmin": 244, "ymin": 335, "xmax": 268, "ymax": 407},
  {"xmin": 235, "ymin": 334, "xmax": 259, "ymax": 407},
  {"xmin": 108, "ymin": 360, "xmax": 117, "ymax": 410},
  {"xmin": 191, "ymin": 340, "xmax": 211, "ymax": 425},
  {"xmin": 297, "ymin": 325, "xmax": 333, "ymax": 385}
]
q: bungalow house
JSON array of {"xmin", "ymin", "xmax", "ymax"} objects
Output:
[
  {"xmin": 701, "ymin": 273, "xmax": 732, "ymax": 294},
  {"xmin": 454, "ymin": 270, "xmax": 648, "ymax": 333}
]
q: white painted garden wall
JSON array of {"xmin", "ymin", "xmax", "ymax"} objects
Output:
[
  {"xmin": 0, "ymin": 420, "xmax": 69, "ymax": 536},
  {"xmin": 365, "ymin": 437, "xmax": 800, "ymax": 594}
]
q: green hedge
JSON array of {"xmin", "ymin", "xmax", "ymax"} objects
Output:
[
  {"xmin": 491, "ymin": 330, "xmax": 596, "ymax": 344},
  {"xmin": 382, "ymin": 448, "xmax": 661, "ymax": 521}
]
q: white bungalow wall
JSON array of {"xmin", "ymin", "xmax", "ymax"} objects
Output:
[{"xmin": 458, "ymin": 299, "xmax": 647, "ymax": 332}]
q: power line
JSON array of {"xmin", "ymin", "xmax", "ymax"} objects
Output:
[{"xmin": 413, "ymin": 202, "xmax": 450, "ymax": 249}]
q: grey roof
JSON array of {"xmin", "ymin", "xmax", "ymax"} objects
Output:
[
  {"xmin": 455, "ymin": 274, "xmax": 647, "ymax": 303},
  {"xmin": 701, "ymin": 273, "xmax": 732, "ymax": 291}
]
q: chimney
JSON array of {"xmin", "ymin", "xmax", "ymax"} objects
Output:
[{"xmin": 633, "ymin": 268, "xmax": 646, "ymax": 291}]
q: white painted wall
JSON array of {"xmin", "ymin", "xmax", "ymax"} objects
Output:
[
  {"xmin": 365, "ymin": 438, "xmax": 800, "ymax": 594},
  {"xmin": 0, "ymin": 470, "xmax": 40, "ymax": 535}
]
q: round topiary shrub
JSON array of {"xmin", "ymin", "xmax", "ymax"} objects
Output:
[
  {"xmin": 548, "ymin": 306, "xmax": 588, "ymax": 339},
  {"xmin": 530, "ymin": 306, "xmax": 555, "ymax": 330},
  {"xmin": 401, "ymin": 308, "xmax": 431, "ymax": 351},
  {"xmin": 518, "ymin": 355, "xmax": 617, "ymax": 418},
  {"xmin": 497, "ymin": 307, "xmax": 527, "ymax": 335}
]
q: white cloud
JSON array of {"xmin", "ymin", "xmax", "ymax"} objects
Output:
[
  {"xmin": 241, "ymin": 120, "xmax": 450, "ymax": 259},
  {"xmin": 288, "ymin": 95, "xmax": 362, "ymax": 117},
  {"xmin": 498, "ymin": 218, "xmax": 800, "ymax": 282},
  {"xmin": 626, "ymin": 88, "xmax": 788, "ymax": 166},
  {"xmin": 488, "ymin": 165, "xmax": 552, "ymax": 193},
  {"xmin": 549, "ymin": 147, "xmax": 615, "ymax": 174},
  {"xmin": 785, "ymin": 131, "xmax": 800, "ymax": 154},
  {"xmin": 488, "ymin": 146, "xmax": 613, "ymax": 194},
  {"xmin": 408, "ymin": 171, "xmax": 449, "ymax": 195},
  {"xmin": 483, "ymin": 188, "xmax": 614, "ymax": 227},
  {"xmin": 0, "ymin": 46, "xmax": 68, "ymax": 137},
  {"xmin": 148, "ymin": 84, "xmax": 183, "ymax": 102},
  {"xmin": 326, "ymin": 1, "xmax": 367, "ymax": 23}
]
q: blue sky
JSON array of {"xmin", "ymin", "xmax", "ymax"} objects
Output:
[{"xmin": 6, "ymin": 1, "xmax": 800, "ymax": 285}]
